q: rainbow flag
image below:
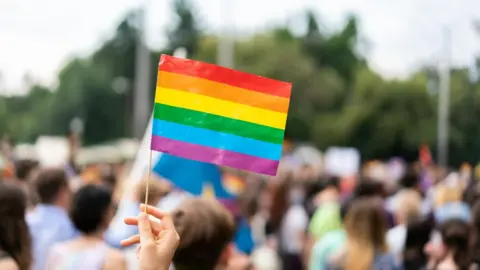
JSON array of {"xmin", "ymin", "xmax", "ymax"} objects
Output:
[{"xmin": 151, "ymin": 55, "xmax": 292, "ymax": 175}]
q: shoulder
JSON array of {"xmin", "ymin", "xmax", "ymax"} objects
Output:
[
  {"xmin": 47, "ymin": 242, "xmax": 72, "ymax": 260},
  {"xmin": 0, "ymin": 258, "xmax": 19, "ymax": 270},
  {"xmin": 104, "ymin": 248, "xmax": 127, "ymax": 270}
]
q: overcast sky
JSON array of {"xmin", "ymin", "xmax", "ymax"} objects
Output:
[{"xmin": 1, "ymin": 0, "xmax": 480, "ymax": 94}]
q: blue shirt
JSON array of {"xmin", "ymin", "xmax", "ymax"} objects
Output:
[
  {"xmin": 235, "ymin": 218, "xmax": 255, "ymax": 255},
  {"xmin": 27, "ymin": 205, "xmax": 78, "ymax": 270},
  {"xmin": 435, "ymin": 202, "xmax": 471, "ymax": 224}
]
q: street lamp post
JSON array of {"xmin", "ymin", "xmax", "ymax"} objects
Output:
[
  {"xmin": 133, "ymin": 6, "xmax": 151, "ymax": 139},
  {"xmin": 437, "ymin": 27, "xmax": 451, "ymax": 167}
]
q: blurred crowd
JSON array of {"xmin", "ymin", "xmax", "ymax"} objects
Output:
[{"xmin": 2, "ymin": 136, "xmax": 480, "ymax": 270}]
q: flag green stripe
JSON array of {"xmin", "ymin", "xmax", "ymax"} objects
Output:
[{"xmin": 154, "ymin": 103, "xmax": 285, "ymax": 144}]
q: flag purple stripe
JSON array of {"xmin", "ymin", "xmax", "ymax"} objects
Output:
[{"xmin": 151, "ymin": 135, "xmax": 279, "ymax": 176}]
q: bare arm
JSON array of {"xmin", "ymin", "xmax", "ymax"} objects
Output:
[{"xmin": 0, "ymin": 259, "xmax": 19, "ymax": 270}]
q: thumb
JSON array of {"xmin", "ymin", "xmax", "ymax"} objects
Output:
[{"xmin": 138, "ymin": 213, "xmax": 155, "ymax": 246}]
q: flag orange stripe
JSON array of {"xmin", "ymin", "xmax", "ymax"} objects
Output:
[
  {"xmin": 158, "ymin": 54, "xmax": 292, "ymax": 98},
  {"xmin": 157, "ymin": 71, "xmax": 290, "ymax": 113}
]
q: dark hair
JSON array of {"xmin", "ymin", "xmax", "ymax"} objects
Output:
[
  {"xmin": 354, "ymin": 178, "xmax": 385, "ymax": 198},
  {"xmin": 102, "ymin": 173, "xmax": 117, "ymax": 190},
  {"xmin": 472, "ymin": 201, "xmax": 480, "ymax": 265},
  {"xmin": 0, "ymin": 182, "xmax": 32, "ymax": 270},
  {"xmin": 14, "ymin": 159, "xmax": 39, "ymax": 182},
  {"xmin": 268, "ymin": 175, "xmax": 293, "ymax": 232},
  {"xmin": 463, "ymin": 182, "xmax": 480, "ymax": 207},
  {"xmin": 34, "ymin": 168, "xmax": 68, "ymax": 204},
  {"xmin": 70, "ymin": 184, "xmax": 112, "ymax": 234},
  {"xmin": 403, "ymin": 216, "xmax": 434, "ymax": 270},
  {"xmin": 440, "ymin": 219, "xmax": 473, "ymax": 270},
  {"xmin": 325, "ymin": 176, "xmax": 340, "ymax": 191},
  {"xmin": 399, "ymin": 168, "xmax": 420, "ymax": 189}
]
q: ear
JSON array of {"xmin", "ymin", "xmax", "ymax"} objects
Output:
[{"xmin": 218, "ymin": 243, "xmax": 235, "ymax": 266}]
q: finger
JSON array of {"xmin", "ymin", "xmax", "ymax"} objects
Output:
[
  {"xmin": 159, "ymin": 229, "xmax": 180, "ymax": 250},
  {"xmin": 138, "ymin": 213, "xmax": 155, "ymax": 246},
  {"xmin": 120, "ymin": 234, "xmax": 140, "ymax": 247},
  {"xmin": 140, "ymin": 204, "xmax": 165, "ymax": 219},
  {"xmin": 159, "ymin": 213, "xmax": 176, "ymax": 231},
  {"xmin": 124, "ymin": 217, "xmax": 163, "ymax": 235},
  {"xmin": 124, "ymin": 216, "xmax": 138, "ymax": 225}
]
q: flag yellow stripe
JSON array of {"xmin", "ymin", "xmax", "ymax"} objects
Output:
[
  {"xmin": 157, "ymin": 71, "xmax": 290, "ymax": 113},
  {"xmin": 155, "ymin": 87, "xmax": 287, "ymax": 129}
]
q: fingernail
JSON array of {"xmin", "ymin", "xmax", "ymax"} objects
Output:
[{"xmin": 139, "ymin": 213, "xmax": 148, "ymax": 221}]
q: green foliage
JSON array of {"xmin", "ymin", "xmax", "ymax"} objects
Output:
[
  {"xmin": 1, "ymin": 5, "xmax": 480, "ymax": 166},
  {"xmin": 166, "ymin": 0, "xmax": 201, "ymax": 56}
]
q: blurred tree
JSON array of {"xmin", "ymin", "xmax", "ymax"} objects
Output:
[
  {"xmin": 166, "ymin": 0, "xmax": 201, "ymax": 57},
  {"xmin": 302, "ymin": 12, "xmax": 360, "ymax": 87},
  {"xmin": 2, "ymin": 7, "xmax": 480, "ymax": 167}
]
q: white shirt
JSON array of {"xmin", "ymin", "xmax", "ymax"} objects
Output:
[
  {"xmin": 280, "ymin": 204, "xmax": 308, "ymax": 254},
  {"xmin": 387, "ymin": 224, "xmax": 407, "ymax": 264}
]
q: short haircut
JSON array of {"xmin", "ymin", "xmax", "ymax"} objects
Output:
[
  {"xmin": 396, "ymin": 190, "xmax": 422, "ymax": 223},
  {"xmin": 14, "ymin": 159, "xmax": 39, "ymax": 181},
  {"xmin": 33, "ymin": 168, "xmax": 68, "ymax": 204},
  {"xmin": 354, "ymin": 178, "xmax": 385, "ymax": 198},
  {"xmin": 172, "ymin": 198, "xmax": 236, "ymax": 270},
  {"xmin": 399, "ymin": 169, "xmax": 420, "ymax": 189},
  {"xmin": 135, "ymin": 178, "xmax": 170, "ymax": 206},
  {"xmin": 70, "ymin": 184, "xmax": 112, "ymax": 234}
]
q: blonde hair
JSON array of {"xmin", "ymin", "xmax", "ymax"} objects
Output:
[
  {"xmin": 435, "ymin": 185, "xmax": 462, "ymax": 207},
  {"xmin": 344, "ymin": 198, "xmax": 388, "ymax": 270},
  {"xmin": 396, "ymin": 190, "xmax": 422, "ymax": 223}
]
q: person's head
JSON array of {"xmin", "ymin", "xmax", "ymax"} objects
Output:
[
  {"xmin": 316, "ymin": 177, "xmax": 340, "ymax": 204},
  {"xmin": 70, "ymin": 184, "xmax": 114, "ymax": 235},
  {"xmin": 33, "ymin": 168, "xmax": 70, "ymax": 208},
  {"xmin": 344, "ymin": 197, "xmax": 388, "ymax": 270},
  {"xmin": 394, "ymin": 189, "xmax": 422, "ymax": 225},
  {"xmin": 172, "ymin": 198, "xmax": 236, "ymax": 270},
  {"xmin": 403, "ymin": 217, "xmax": 435, "ymax": 270},
  {"xmin": 101, "ymin": 171, "xmax": 117, "ymax": 191},
  {"xmin": 296, "ymin": 164, "xmax": 316, "ymax": 181},
  {"xmin": 0, "ymin": 182, "xmax": 32, "ymax": 269},
  {"xmin": 353, "ymin": 178, "xmax": 385, "ymax": 199},
  {"xmin": 399, "ymin": 168, "xmax": 420, "ymax": 190},
  {"xmin": 14, "ymin": 159, "xmax": 39, "ymax": 183},
  {"xmin": 135, "ymin": 178, "xmax": 170, "ymax": 206},
  {"xmin": 13, "ymin": 159, "xmax": 40, "ymax": 208},
  {"xmin": 425, "ymin": 219, "xmax": 473, "ymax": 270},
  {"xmin": 434, "ymin": 184, "xmax": 462, "ymax": 208}
]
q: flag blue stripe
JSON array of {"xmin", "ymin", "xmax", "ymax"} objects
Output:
[{"xmin": 152, "ymin": 119, "xmax": 282, "ymax": 160}]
